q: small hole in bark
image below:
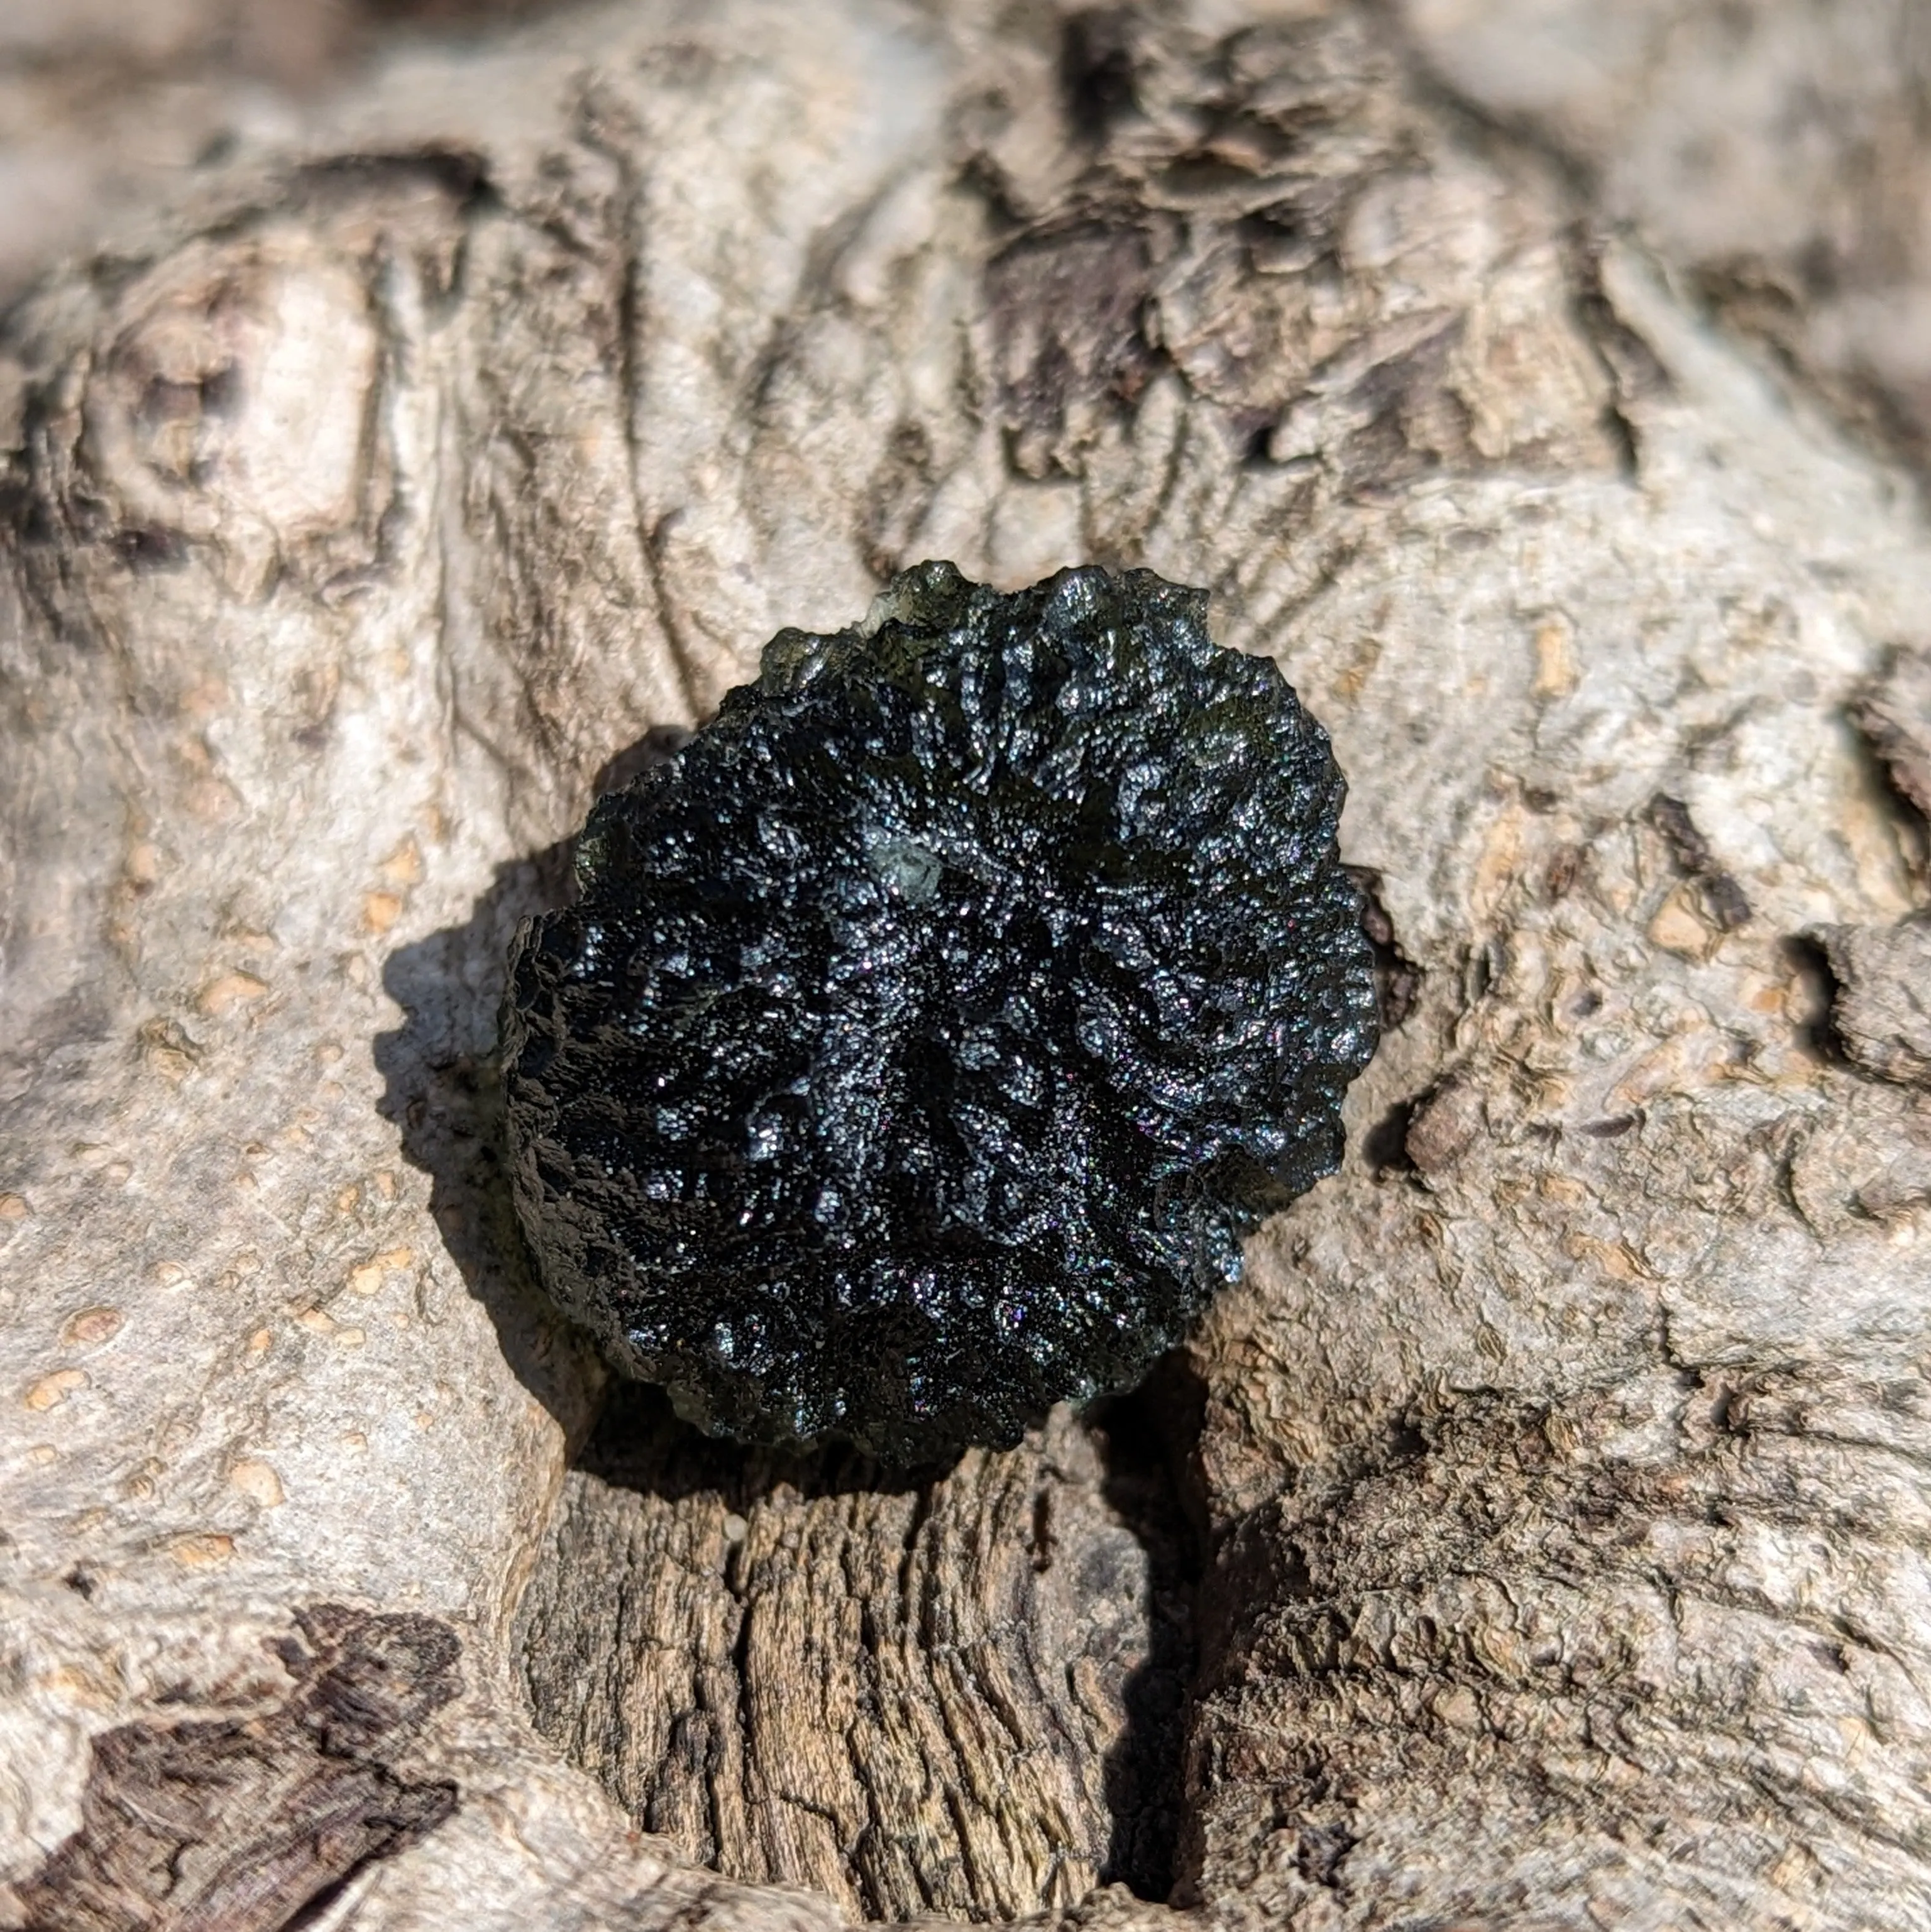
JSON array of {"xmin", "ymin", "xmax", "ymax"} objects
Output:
[
  {"xmin": 1060, "ymin": 9, "xmax": 1138, "ymax": 141},
  {"xmin": 1238, "ymin": 414, "xmax": 1278, "ymax": 468},
  {"xmin": 1781, "ymin": 932, "xmax": 1849, "ymax": 1065},
  {"xmin": 197, "ymin": 362, "xmax": 243, "ymax": 420},
  {"xmin": 1363, "ymin": 1097, "xmax": 1418, "ymax": 1175},
  {"xmin": 112, "ymin": 526, "xmax": 185, "ymax": 571},
  {"xmin": 1345, "ymin": 866, "xmax": 1420, "ymax": 1033},
  {"xmin": 1294, "ymin": 1819, "xmax": 1358, "ymax": 1889}
]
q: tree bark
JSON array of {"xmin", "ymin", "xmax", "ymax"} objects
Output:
[{"xmin": 4, "ymin": 3, "xmax": 1931, "ymax": 1928}]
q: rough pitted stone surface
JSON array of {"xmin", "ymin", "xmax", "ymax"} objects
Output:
[{"xmin": 501, "ymin": 563, "xmax": 1376, "ymax": 1462}]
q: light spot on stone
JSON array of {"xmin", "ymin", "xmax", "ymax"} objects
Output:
[
  {"xmin": 341, "ymin": 1430, "xmax": 368, "ymax": 1452},
  {"xmin": 171, "ymin": 1532, "xmax": 236, "ymax": 1568},
  {"xmin": 1470, "ymin": 801, "xmax": 1527, "ymax": 925},
  {"xmin": 0, "ymin": 1194, "xmax": 28, "ymax": 1221},
  {"xmin": 61, "ymin": 1307, "xmax": 124, "ymax": 1349},
  {"xmin": 28, "ymin": 1444, "xmax": 56, "ymax": 1466},
  {"xmin": 138, "ymin": 1018, "xmax": 202, "ymax": 1081},
  {"xmin": 363, "ymin": 892, "xmax": 404, "ymax": 935},
  {"xmin": 1531, "ymin": 614, "xmax": 1577, "ymax": 699},
  {"xmin": 722, "ymin": 1512, "xmax": 749, "ymax": 1544},
  {"xmin": 185, "ymin": 777, "xmax": 243, "ymax": 825},
  {"xmin": 50, "ymin": 1664, "xmax": 119, "ymax": 1706},
  {"xmin": 348, "ymin": 1247, "xmax": 414, "ymax": 1297},
  {"xmin": 246, "ymin": 1327, "xmax": 273, "ymax": 1355},
  {"xmin": 198, "ymin": 970, "xmax": 269, "ymax": 1017},
  {"xmin": 1648, "ymin": 886, "xmax": 1715, "ymax": 960},
  {"xmin": 25, "ymin": 1369, "xmax": 88, "ymax": 1411},
  {"xmin": 334, "ymin": 1326, "xmax": 367, "ymax": 1348},
  {"xmin": 229, "ymin": 1459, "xmax": 285, "ymax": 1508},
  {"xmin": 380, "ymin": 837, "xmax": 424, "ymax": 886}
]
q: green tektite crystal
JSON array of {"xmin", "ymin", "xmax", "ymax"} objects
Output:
[{"xmin": 502, "ymin": 563, "xmax": 1377, "ymax": 1463}]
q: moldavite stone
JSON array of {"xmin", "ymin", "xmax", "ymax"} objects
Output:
[{"xmin": 502, "ymin": 563, "xmax": 1377, "ymax": 1463}]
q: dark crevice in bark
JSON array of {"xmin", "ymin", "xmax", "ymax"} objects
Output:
[
  {"xmin": 1566, "ymin": 224, "xmax": 1670, "ymax": 481},
  {"xmin": 1781, "ymin": 932, "xmax": 1853, "ymax": 1070},
  {"xmin": 1361, "ymin": 1094, "xmax": 1419, "ymax": 1176},
  {"xmin": 1059, "ymin": 9, "xmax": 1142, "ymax": 147},
  {"xmin": 1646, "ymin": 793, "xmax": 1753, "ymax": 932},
  {"xmin": 512, "ymin": 1368, "xmax": 1204, "ymax": 1918},
  {"xmin": 1848, "ymin": 648, "xmax": 1931, "ymax": 892},
  {"xmin": 1346, "ymin": 865, "xmax": 1421, "ymax": 1036},
  {"xmin": 1091, "ymin": 1354, "xmax": 1208, "ymax": 1904}
]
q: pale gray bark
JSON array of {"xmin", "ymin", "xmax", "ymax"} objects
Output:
[
  {"xmin": 1396, "ymin": 0, "xmax": 1931, "ymax": 475},
  {"xmin": 4, "ymin": 4, "xmax": 1931, "ymax": 1929}
]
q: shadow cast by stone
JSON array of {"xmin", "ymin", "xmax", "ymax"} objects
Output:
[
  {"xmin": 372, "ymin": 726, "xmax": 696, "ymax": 1451},
  {"xmin": 375, "ymin": 832, "xmax": 604, "ymax": 1452},
  {"xmin": 573, "ymin": 1376, "xmax": 940, "ymax": 1507}
]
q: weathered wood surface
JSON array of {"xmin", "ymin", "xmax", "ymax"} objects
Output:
[{"xmin": 5, "ymin": 3, "xmax": 1931, "ymax": 1928}]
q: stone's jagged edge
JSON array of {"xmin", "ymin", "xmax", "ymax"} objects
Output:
[{"xmin": 500, "ymin": 562, "xmax": 1377, "ymax": 1464}]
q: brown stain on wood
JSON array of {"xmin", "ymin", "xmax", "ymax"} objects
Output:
[{"xmin": 16, "ymin": 1605, "xmax": 461, "ymax": 1932}]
